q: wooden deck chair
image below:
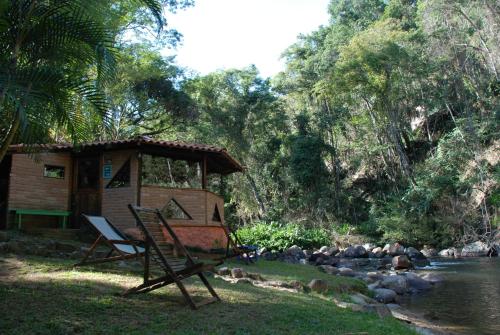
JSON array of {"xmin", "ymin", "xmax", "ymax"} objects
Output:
[
  {"xmin": 75, "ymin": 215, "xmax": 145, "ymax": 266},
  {"xmin": 125, "ymin": 205, "xmax": 220, "ymax": 309}
]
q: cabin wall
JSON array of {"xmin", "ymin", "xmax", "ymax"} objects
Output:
[
  {"xmin": 8, "ymin": 152, "xmax": 72, "ymax": 211},
  {"xmin": 100, "ymin": 150, "xmax": 138, "ymax": 231},
  {"xmin": 140, "ymin": 186, "xmax": 227, "ymax": 250}
]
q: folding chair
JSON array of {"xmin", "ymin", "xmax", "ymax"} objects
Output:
[
  {"xmin": 125, "ymin": 205, "xmax": 220, "ymax": 309},
  {"xmin": 75, "ymin": 215, "xmax": 145, "ymax": 266}
]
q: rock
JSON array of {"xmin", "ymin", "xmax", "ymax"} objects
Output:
[
  {"xmin": 308, "ymin": 279, "xmax": 328, "ymax": 293},
  {"xmin": 388, "ymin": 243, "xmax": 405, "ymax": 256},
  {"xmin": 381, "ymin": 275, "xmax": 409, "ymax": 294},
  {"xmin": 344, "ymin": 245, "xmax": 367, "ymax": 258},
  {"xmin": 0, "ymin": 231, "xmax": 9, "ymax": 242},
  {"xmin": 372, "ymin": 247, "xmax": 383, "ymax": 254},
  {"xmin": 363, "ymin": 243, "xmax": 377, "ymax": 251},
  {"xmin": 309, "ymin": 251, "xmax": 324, "ymax": 262},
  {"xmin": 258, "ymin": 247, "xmax": 267, "ymax": 255},
  {"xmin": 461, "ymin": 241, "xmax": 489, "ymax": 257},
  {"xmin": 392, "ymin": 255, "xmax": 412, "ymax": 269},
  {"xmin": 421, "ymin": 273, "xmax": 444, "ymax": 283},
  {"xmin": 299, "ymin": 259, "xmax": 308, "ymax": 265},
  {"xmin": 231, "ymin": 268, "xmax": 244, "ymax": 278},
  {"xmin": 403, "ymin": 272, "xmax": 432, "ymax": 291},
  {"xmin": 286, "ymin": 245, "xmax": 302, "ymax": 255},
  {"xmin": 319, "ymin": 246, "xmax": 329, "ymax": 253},
  {"xmin": 373, "ymin": 288, "xmax": 397, "ymax": 303},
  {"xmin": 366, "ymin": 271, "xmax": 384, "ymax": 282},
  {"xmin": 367, "ymin": 281, "xmax": 381, "ymax": 291},
  {"xmin": 303, "ymin": 249, "xmax": 313, "ymax": 258},
  {"xmin": 246, "ymin": 272, "xmax": 265, "ymax": 281},
  {"xmin": 323, "ymin": 246, "xmax": 339, "ymax": 256},
  {"xmin": 318, "ymin": 265, "xmax": 339, "ymax": 275},
  {"xmin": 382, "ymin": 243, "xmax": 391, "ymax": 253},
  {"xmin": 314, "ymin": 257, "xmax": 325, "ymax": 266},
  {"xmin": 217, "ymin": 267, "xmax": 231, "ymax": 276},
  {"xmin": 405, "ymin": 247, "xmax": 425, "ymax": 260},
  {"xmin": 350, "ymin": 293, "xmax": 378, "ymax": 305},
  {"xmin": 438, "ymin": 248, "xmax": 451, "ymax": 257},
  {"xmin": 323, "ymin": 257, "xmax": 339, "ymax": 266},
  {"xmin": 337, "ymin": 267, "xmax": 355, "ymax": 277},
  {"xmin": 421, "ymin": 246, "xmax": 438, "ymax": 258}
]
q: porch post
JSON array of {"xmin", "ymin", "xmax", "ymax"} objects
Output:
[{"xmin": 202, "ymin": 153, "xmax": 207, "ymax": 189}]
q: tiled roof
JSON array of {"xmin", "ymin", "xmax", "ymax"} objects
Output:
[{"xmin": 9, "ymin": 137, "xmax": 243, "ymax": 173}]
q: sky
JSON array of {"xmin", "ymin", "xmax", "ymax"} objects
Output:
[{"xmin": 164, "ymin": 0, "xmax": 331, "ymax": 78}]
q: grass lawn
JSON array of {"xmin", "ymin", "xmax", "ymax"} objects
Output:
[{"xmin": 0, "ymin": 254, "xmax": 416, "ymax": 335}]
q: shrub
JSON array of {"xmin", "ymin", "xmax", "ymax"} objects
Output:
[{"xmin": 236, "ymin": 221, "xmax": 330, "ymax": 251}]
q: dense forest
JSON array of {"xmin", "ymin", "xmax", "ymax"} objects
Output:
[{"xmin": 0, "ymin": 0, "xmax": 498, "ymax": 248}]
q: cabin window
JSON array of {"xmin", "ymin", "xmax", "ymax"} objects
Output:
[
  {"xmin": 106, "ymin": 159, "xmax": 131, "ymax": 188},
  {"xmin": 43, "ymin": 165, "xmax": 65, "ymax": 179},
  {"xmin": 142, "ymin": 155, "xmax": 201, "ymax": 188}
]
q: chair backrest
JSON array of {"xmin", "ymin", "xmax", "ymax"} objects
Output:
[
  {"xmin": 128, "ymin": 205, "xmax": 196, "ymax": 273},
  {"xmin": 83, "ymin": 215, "xmax": 142, "ymax": 255}
]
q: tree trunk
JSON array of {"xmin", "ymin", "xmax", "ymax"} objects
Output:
[
  {"xmin": 245, "ymin": 174, "xmax": 266, "ymax": 217},
  {"xmin": 0, "ymin": 110, "xmax": 20, "ymax": 163}
]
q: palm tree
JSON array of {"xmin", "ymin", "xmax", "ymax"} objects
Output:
[{"xmin": 0, "ymin": 0, "xmax": 164, "ymax": 162}]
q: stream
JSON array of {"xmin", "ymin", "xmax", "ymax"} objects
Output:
[{"xmin": 399, "ymin": 257, "xmax": 500, "ymax": 335}]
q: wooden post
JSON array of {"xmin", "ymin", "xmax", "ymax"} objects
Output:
[{"xmin": 202, "ymin": 154, "xmax": 207, "ymax": 189}]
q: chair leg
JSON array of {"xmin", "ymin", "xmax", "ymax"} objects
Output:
[
  {"xmin": 198, "ymin": 272, "xmax": 221, "ymax": 301},
  {"xmin": 174, "ymin": 278, "xmax": 197, "ymax": 310}
]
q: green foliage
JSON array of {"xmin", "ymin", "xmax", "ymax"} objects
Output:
[{"xmin": 237, "ymin": 221, "xmax": 330, "ymax": 251}]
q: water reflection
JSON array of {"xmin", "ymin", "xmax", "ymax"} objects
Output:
[{"xmin": 400, "ymin": 257, "xmax": 500, "ymax": 335}]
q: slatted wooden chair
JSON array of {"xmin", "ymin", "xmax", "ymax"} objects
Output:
[
  {"xmin": 126, "ymin": 205, "xmax": 220, "ymax": 309},
  {"xmin": 75, "ymin": 215, "xmax": 145, "ymax": 266}
]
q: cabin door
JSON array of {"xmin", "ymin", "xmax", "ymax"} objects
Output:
[
  {"xmin": 73, "ymin": 155, "xmax": 101, "ymax": 227},
  {"xmin": 0, "ymin": 155, "xmax": 12, "ymax": 229}
]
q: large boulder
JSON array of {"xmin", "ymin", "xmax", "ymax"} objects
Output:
[
  {"xmin": 405, "ymin": 247, "xmax": 425, "ymax": 260},
  {"xmin": 381, "ymin": 275, "xmax": 409, "ymax": 294},
  {"xmin": 438, "ymin": 248, "xmax": 453, "ymax": 257},
  {"xmin": 371, "ymin": 247, "xmax": 385, "ymax": 258},
  {"xmin": 344, "ymin": 245, "xmax": 367, "ymax": 258},
  {"xmin": 309, "ymin": 251, "xmax": 324, "ymax": 262},
  {"xmin": 421, "ymin": 272, "xmax": 444, "ymax": 283},
  {"xmin": 323, "ymin": 246, "xmax": 339, "ymax": 257},
  {"xmin": 308, "ymin": 279, "xmax": 328, "ymax": 293},
  {"xmin": 373, "ymin": 288, "xmax": 397, "ymax": 303},
  {"xmin": 388, "ymin": 243, "xmax": 405, "ymax": 256},
  {"xmin": 392, "ymin": 255, "xmax": 412, "ymax": 270},
  {"xmin": 286, "ymin": 245, "xmax": 305, "ymax": 259},
  {"xmin": 421, "ymin": 246, "xmax": 438, "ymax": 258},
  {"xmin": 363, "ymin": 243, "xmax": 377, "ymax": 251},
  {"xmin": 319, "ymin": 246, "xmax": 329, "ymax": 253},
  {"xmin": 403, "ymin": 272, "xmax": 432, "ymax": 291},
  {"xmin": 461, "ymin": 241, "xmax": 489, "ymax": 257}
]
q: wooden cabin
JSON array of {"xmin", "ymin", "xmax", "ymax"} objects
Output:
[{"xmin": 0, "ymin": 138, "xmax": 242, "ymax": 250}]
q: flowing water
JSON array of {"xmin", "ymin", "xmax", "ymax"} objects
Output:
[{"xmin": 399, "ymin": 257, "xmax": 500, "ymax": 335}]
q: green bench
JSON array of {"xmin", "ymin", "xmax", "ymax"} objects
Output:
[{"xmin": 10, "ymin": 208, "xmax": 72, "ymax": 230}]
